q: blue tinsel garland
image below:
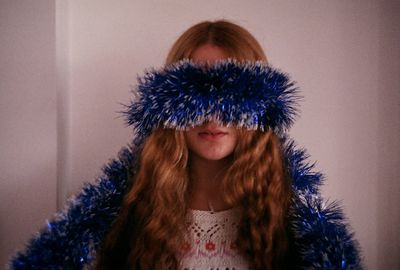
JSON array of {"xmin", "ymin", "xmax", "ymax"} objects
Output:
[
  {"xmin": 9, "ymin": 60, "xmax": 363, "ymax": 269},
  {"xmin": 122, "ymin": 59, "xmax": 300, "ymax": 138}
]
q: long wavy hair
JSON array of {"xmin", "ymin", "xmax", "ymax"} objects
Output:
[{"xmin": 94, "ymin": 20, "xmax": 293, "ymax": 270}]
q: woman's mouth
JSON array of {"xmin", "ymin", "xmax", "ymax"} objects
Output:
[{"xmin": 198, "ymin": 130, "xmax": 228, "ymax": 140}]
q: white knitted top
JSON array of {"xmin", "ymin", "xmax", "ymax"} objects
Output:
[{"xmin": 179, "ymin": 207, "xmax": 251, "ymax": 270}]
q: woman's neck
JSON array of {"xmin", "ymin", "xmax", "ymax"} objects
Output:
[{"xmin": 187, "ymin": 153, "xmax": 232, "ymax": 211}]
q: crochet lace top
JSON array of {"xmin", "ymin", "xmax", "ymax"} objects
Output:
[{"xmin": 179, "ymin": 207, "xmax": 251, "ymax": 270}]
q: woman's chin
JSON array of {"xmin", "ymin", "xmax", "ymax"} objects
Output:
[{"xmin": 193, "ymin": 151, "xmax": 233, "ymax": 162}]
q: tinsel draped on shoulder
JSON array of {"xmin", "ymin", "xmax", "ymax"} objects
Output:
[{"xmin": 8, "ymin": 60, "xmax": 363, "ymax": 270}]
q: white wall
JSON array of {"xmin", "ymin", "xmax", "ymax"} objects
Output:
[
  {"xmin": 376, "ymin": 1, "xmax": 400, "ymax": 269},
  {"xmin": 0, "ymin": 0, "xmax": 57, "ymax": 267},
  {"xmin": 1, "ymin": 1, "xmax": 399, "ymax": 269}
]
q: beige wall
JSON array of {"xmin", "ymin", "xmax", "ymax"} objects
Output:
[{"xmin": 1, "ymin": 0, "xmax": 399, "ymax": 269}]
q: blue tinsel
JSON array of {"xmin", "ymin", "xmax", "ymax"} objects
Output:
[
  {"xmin": 9, "ymin": 60, "xmax": 363, "ymax": 269},
  {"xmin": 122, "ymin": 59, "xmax": 301, "ymax": 138}
]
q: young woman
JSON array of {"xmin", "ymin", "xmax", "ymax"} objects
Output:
[{"xmin": 10, "ymin": 20, "xmax": 362, "ymax": 270}]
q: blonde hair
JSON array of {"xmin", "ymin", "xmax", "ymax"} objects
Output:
[{"xmin": 95, "ymin": 19, "xmax": 292, "ymax": 270}]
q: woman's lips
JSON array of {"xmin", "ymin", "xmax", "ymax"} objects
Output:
[{"xmin": 198, "ymin": 129, "xmax": 228, "ymax": 140}]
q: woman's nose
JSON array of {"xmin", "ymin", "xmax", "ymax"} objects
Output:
[{"xmin": 202, "ymin": 117, "xmax": 221, "ymax": 128}]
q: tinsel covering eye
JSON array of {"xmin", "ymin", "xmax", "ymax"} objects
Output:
[
  {"xmin": 8, "ymin": 59, "xmax": 363, "ymax": 270},
  {"xmin": 121, "ymin": 58, "xmax": 301, "ymax": 139}
]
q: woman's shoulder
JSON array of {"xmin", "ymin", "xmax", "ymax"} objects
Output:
[
  {"xmin": 280, "ymin": 135, "xmax": 363, "ymax": 269},
  {"xmin": 8, "ymin": 145, "xmax": 136, "ymax": 270}
]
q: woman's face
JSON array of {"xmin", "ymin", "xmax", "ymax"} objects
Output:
[{"xmin": 184, "ymin": 44, "xmax": 238, "ymax": 161}]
